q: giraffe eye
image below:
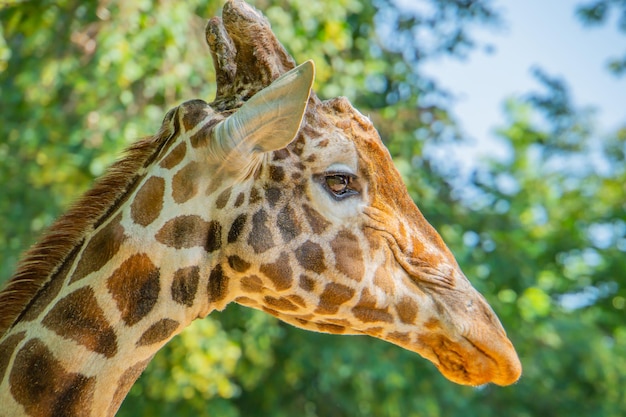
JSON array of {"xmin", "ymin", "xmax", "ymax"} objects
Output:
[
  {"xmin": 326, "ymin": 175, "xmax": 349, "ymax": 193},
  {"xmin": 320, "ymin": 173, "xmax": 358, "ymax": 200}
]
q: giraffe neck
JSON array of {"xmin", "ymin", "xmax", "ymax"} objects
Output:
[{"xmin": 0, "ymin": 103, "xmax": 244, "ymax": 417}]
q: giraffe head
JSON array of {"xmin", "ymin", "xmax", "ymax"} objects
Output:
[{"xmin": 169, "ymin": 0, "xmax": 521, "ymax": 386}]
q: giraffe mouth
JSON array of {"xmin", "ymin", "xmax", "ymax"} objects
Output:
[
  {"xmin": 406, "ymin": 286, "xmax": 522, "ymax": 386},
  {"xmin": 414, "ymin": 331, "xmax": 521, "ymax": 386}
]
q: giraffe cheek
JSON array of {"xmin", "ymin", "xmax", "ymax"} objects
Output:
[{"xmin": 330, "ymin": 230, "xmax": 364, "ymax": 282}]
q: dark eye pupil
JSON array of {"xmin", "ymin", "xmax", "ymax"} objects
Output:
[{"xmin": 326, "ymin": 175, "xmax": 348, "ymax": 194}]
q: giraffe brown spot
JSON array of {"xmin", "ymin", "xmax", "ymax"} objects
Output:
[
  {"xmin": 396, "ymin": 296, "xmax": 419, "ymax": 324},
  {"xmin": 228, "ymin": 255, "xmax": 251, "ymax": 272},
  {"xmin": 260, "ymin": 252, "xmax": 293, "ymax": 291},
  {"xmin": 171, "ymin": 266, "xmax": 200, "ymax": 307},
  {"xmin": 159, "ymin": 141, "xmax": 187, "ymax": 169},
  {"xmin": 190, "ymin": 124, "xmax": 212, "ymax": 148},
  {"xmin": 107, "ymin": 253, "xmax": 160, "ymax": 326},
  {"xmin": 71, "ymin": 215, "xmax": 126, "ymax": 283},
  {"xmin": 22, "ymin": 245, "xmax": 79, "ymax": 322},
  {"xmin": 241, "ymin": 275, "xmax": 263, "ymax": 293},
  {"xmin": 234, "ymin": 192, "xmax": 245, "ymax": 207},
  {"xmin": 373, "ymin": 265, "xmax": 395, "ymax": 293},
  {"xmin": 316, "ymin": 139, "xmax": 329, "ymax": 148},
  {"xmin": 215, "ymin": 187, "xmax": 232, "ymax": 209},
  {"xmin": 205, "ymin": 221, "xmax": 222, "ymax": 253},
  {"xmin": 156, "ymin": 215, "xmax": 221, "ymax": 251},
  {"xmin": 352, "ymin": 306, "xmax": 393, "ymax": 324},
  {"xmin": 262, "ymin": 307, "xmax": 281, "ymax": 317},
  {"xmin": 302, "ymin": 204, "xmax": 330, "ymax": 233},
  {"xmin": 299, "ymin": 274, "xmax": 316, "ymax": 292},
  {"xmin": 365, "ymin": 327, "xmax": 384, "ymax": 336},
  {"xmin": 136, "ymin": 318, "xmax": 180, "ymax": 346},
  {"xmin": 316, "ymin": 322, "xmax": 346, "ymax": 334},
  {"xmin": 269, "ymin": 165, "xmax": 285, "ymax": 182},
  {"xmin": 355, "ymin": 288, "xmax": 377, "ymax": 308},
  {"xmin": 330, "ymin": 230, "xmax": 364, "ymax": 282},
  {"xmin": 363, "ymin": 227, "xmax": 382, "ymax": 251},
  {"xmin": 248, "ymin": 209, "xmax": 275, "ymax": 253},
  {"xmin": 172, "ymin": 161, "xmax": 202, "ymax": 204},
  {"xmin": 228, "ymin": 214, "xmax": 247, "ymax": 243},
  {"xmin": 131, "ymin": 176, "xmax": 165, "ymax": 226},
  {"xmin": 424, "ymin": 318, "xmax": 441, "ymax": 330},
  {"xmin": 352, "ymin": 288, "xmax": 393, "ymax": 323},
  {"xmin": 0, "ymin": 331, "xmax": 26, "ymax": 383},
  {"xmin": 265, "ymin": 187, "xmax": 281, "ymax": 207},
  {"xmin": 329, "ymin": 97, "xmax": 354, "ymax": 117},
  {"xmin": 234, "ymin": 296, "xmax": 259, "ymax": 306},
  {"xmin": 272, "ymin": 148, "xmax": 290, "ymax": 160},
  {"xmin": 287, "ymin": 294, "xmax": 307, "ymax": 308},
  {"xmin": 207, "ymin": 264, "xmax": 229, "ymax": 303},
  {"xmin": 277, "ymin": 204, "xmax": 301, "ymax": 243},
  {"xmin": 249, "ymin": 187, "xmax": 261, "ymax": 204},
  {"xmin": 387, "ymin": 331, "xmax": 411, "ymax": 345},
  {"xmin": 10, "ymin": 339, "xmax": 96, "ymax": 417},
  {"xmin": 325, "ymin": 318, "xmax": 352, "ymax": 327},
  {"xmin": 42, "ymin": 287, "xmax": 118, "ymax": 358},
  {"xmin": 292, "ymin": 139, "xmax": 305, "ymax": 156},
  {"xmin": 315, "ymin": 283, "xmax": 355, "ymax": 314},
  {"xmin": 295, "ymin": 240, "xmax": 326, "ymax": 274},
  {"xmin": 109, "ymin": 358, "xmax": 152, "ymax": 417},
  {"xmin": 264, "ymin": 296, "xmax": 299, "ymax": 312},
  {"xmin": 306, "ymin": 154, "xmax": 316, "ymax": 163},
  {"xmin": 293, "ymin": 182, "xmax": 307, "ymax": 198},
  {"xmin": 205, "ymin": 177, "xmax": 221, "ymax": 197},
  {"xmin": 181, "ymin": 99, "xmax": 208, "ymax": 131}
]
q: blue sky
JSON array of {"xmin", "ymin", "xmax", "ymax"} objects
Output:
[{"xmin": 416, "ymin": 0, "xmax": 626, "ymax": 161}]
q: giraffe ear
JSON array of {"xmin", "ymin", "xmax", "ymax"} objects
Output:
[{"xmin": 211, "ymin": 60, "xmax": 314, "ymax": 160}]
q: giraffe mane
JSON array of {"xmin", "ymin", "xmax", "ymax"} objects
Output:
[{"xmin": 0, "ymin": 126, "xmax": 174, "ymax": 337}]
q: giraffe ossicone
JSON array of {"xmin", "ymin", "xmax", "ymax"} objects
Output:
[{"xmin": 0, "ymin": 0, "xmax": 521, "ymax": 415}]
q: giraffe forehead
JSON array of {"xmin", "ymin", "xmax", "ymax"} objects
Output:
[{"xmin": 302, "ymin": 131, "xmax": 359, "ymax": 174}]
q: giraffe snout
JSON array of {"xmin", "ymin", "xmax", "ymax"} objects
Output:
[
  {"xmin": 400, "ymin": 265, "xmax": 523, "ymax": 386},
  {"xmin": 438, "ymin": 274, "xmax": 523, "ymax": 386}
]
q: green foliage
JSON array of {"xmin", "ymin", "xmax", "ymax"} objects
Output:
[{"xmin": 1, "ymin": 0, "xmax": 625, "ymax": 416}]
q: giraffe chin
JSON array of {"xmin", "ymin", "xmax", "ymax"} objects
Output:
[{"xmin": 414, "ymin": 331, "xmax": 522, "ymax": 387}]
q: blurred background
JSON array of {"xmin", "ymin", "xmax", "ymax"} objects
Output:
[{"xmin": 1, "ymin": 0, "xmax": 625, "ymax": 416}]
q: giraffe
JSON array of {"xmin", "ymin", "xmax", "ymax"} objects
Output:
[{"xmin": 0, "ymin": 1, "xmax": 521, "ymax": 416}]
